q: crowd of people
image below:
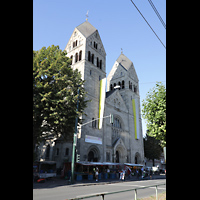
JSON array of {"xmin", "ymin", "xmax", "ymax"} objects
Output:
[{"xmin": 92, "ymin": 166, "xmax": 156, "ymax": 182}]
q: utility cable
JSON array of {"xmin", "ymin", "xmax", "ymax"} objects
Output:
[
  {"xmin": 140, "ymin": 81, "xmax": 166, "ymax": 85},
  {"xmin": 130, "ymin": 0, "xmax": 166, "ymax": 49},
  {"xmin": 147, "ymin": 0, "xmax": 166, "ymax": 29}
]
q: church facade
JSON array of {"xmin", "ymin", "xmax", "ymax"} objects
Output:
[{"xmin": 37, "ymin": 20, "xmax": 144, "ymax": 168}]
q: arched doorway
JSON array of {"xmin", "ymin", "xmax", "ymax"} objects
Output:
[
  {"xmin": 116, "ymin": 151, "xmax": 120, "ymax": 163},
  {"xmin": 113, "ymin": 138, "xmax": 127, "ymax": 163},
  {"xmin": 88, "ymin": 151, "xmax": 94, "ymax": 162},
  {"xmin": 87, "ymin": 146, "xmax": 100, "ymax": 162},
  {"xmin": 135, "ymin": 152, "xmax": 141, "ymax": 164}
]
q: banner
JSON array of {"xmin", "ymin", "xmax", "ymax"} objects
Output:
[
  {"xmin": 98, "ymin": 78, "xmax": 106, "ymax": 129},
  {"xmin": 132, "ymin": 98, "xmax": 140, "ymax": 139},
  {"xmin": 85, "ymin": 135, "xmax": 102, "ymax": 145}
]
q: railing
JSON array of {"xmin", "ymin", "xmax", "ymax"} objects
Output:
[{"xmin": 66, "ymin": 183, "xmax": 166, "ymax": 200}]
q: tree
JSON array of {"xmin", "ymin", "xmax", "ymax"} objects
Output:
[
  {"xmin": 33, "ymin": 45, "xmax": 88, "ymax": 152},
  {"xmin": 142, "ymin": 82, "xmax": 166, "ymax": 147},
  {"xmin": 143, "ymin": 134, "xmax": 162, "ymax": 166}
]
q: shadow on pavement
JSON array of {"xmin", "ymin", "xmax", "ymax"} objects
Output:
[{"xmin": 33, "ymin": 174, "xmax": 166, "ymax": 189}]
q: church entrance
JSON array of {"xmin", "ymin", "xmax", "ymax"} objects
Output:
[
  {"xmin": 135, "ymin": 152, "xmax": 141, "ymax": 164},
  {"xmin": 88, "ymin": 151, "xmax": 98, "ymax": 162},
  {"xmin": 87, "ymin": 146, "xmax": 100, "ymax": 162},
  {"xmin": 113, "ymin": 138, "xmax": 127, "ymax": 163},
  {"xmin": 116, "ymin": 151, "xmax": 120, "ymax": 163}
]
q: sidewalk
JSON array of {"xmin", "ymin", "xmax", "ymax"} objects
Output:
[{"xmin": 33, "ymin": 174, "xmax": 166, "ymax": 189}]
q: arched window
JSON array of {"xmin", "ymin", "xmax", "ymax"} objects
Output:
[
  {"xmin": 79, "ymin": 50, "xmax": 82, "ymax": 61},
  {"xmin": 110, "ymin": 84, "xmax": 113, "ymax": 91},
  {"xmin": 112, "ymin": 117, "xmax": 122, "ymax": 129},
  {"xmin": 70, "ymin": 55, "xmax": 73, "ymax": 65},
  {"xmin": 134, "ymin": 86, "xmax": 137, "ymax": 93},
  {"xmin": 75, "ymin": 53, "xmax": 78, "ymax": 63},
  {"xmin": 92, "ymin": 118, "xmax": 96, "ymax": 128},
  {"xmin": 75, "ymin": 40, "xmax": 77, "ymax": 46},
  {"xmin": 97, "ymin": 57, "xmax": 99, "ymax": 67},
  {"xmin": 100, "ymin": 60, "xmax": 102, "ymax": 69},
  {"xmin": 91, "ymin": 54, "xmax": 94, "ymax": 64},
  {"xmin": 122, "ymin": 80, "xmax": 125, "ymax": 89},
  {"xmin": 94, "ymin": 41, "xmax": 96, "ymax": 48},
  {"xmin": 118, "ymin": 82, "xmax": 121, "ymax": 90},
  {"xmin": 92, "ymin": 118, "xmax": 95, "ymax": 127},
  {"xmin": 88, "ymin": 51, "xmax": 91, "ymax": 61}
]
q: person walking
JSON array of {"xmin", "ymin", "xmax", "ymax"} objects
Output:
[
  {"xmin": 122, "ymin": 169, "xmax": 125, "ymax": 181},
  {"xmin": 136, "ymin": 169, "xmax": 139, "ymax": 180},
  {"xmin": 149, "ymin": 168, "xmax": 153, "ymax": 179},
  {"xmin": 95, "ymin": 167, "xmax": 99, "ymax": 181}
]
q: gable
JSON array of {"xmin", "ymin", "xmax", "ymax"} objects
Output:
[
  {"xmin": 64, "ymin": 28, "xmax": 85, "ymax": 52},
  {"xmin": 128, "ymin": 63, "xmax": 139, "ymax": 82},
  {"xmin": 106, "ymin": 89, "xmax": 128, "ymax": 112},
  {"xmin": 116, "ymin": 53, "xmax": 132, "ymax": 70},
  {"xmin": 86, "ymin": 30, "xmax": 106, "ymax": 57}
]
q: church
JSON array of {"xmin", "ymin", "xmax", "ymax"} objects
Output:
[{"xmin": 37, "ymin": 20, "xmax": 144, "ymax": 169}]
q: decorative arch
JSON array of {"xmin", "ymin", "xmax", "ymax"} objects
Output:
[
  {"xmin": 112, "ymin": 114, "xmax": 124, "ymax": 129},
  {"xmin": 113, "ymin": 138, "xmax": 127, "ymax": 163},
  {"xmin": 135, "ymin": 152, "xmax": 141, "ymax": 164},
  {"xmin": 87, "ymin": 145, "xmax": 100, "ymax": 162}
]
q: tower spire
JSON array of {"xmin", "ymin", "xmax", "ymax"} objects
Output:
[{"xmin": 86, "ymin": 10, "xmax": 89, "ymax": 21}]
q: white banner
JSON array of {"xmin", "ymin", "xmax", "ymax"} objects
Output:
[{"xmin": 85, "ymin": 135, "xmax": 102, "ymax": 145}]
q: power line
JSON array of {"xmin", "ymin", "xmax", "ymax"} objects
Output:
[
  {"xmin": 147, "ymin": 0, "xmax": 166, "ymax": 29},
  {"xmin": 140, "ymin": 81, "xmax": 166, "ymax": 85},
  {"xmin": 130, "ymin": 0, "xmax": 166, "ymax": 49}
]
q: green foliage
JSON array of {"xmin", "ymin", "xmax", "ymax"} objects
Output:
[
  {"xmin": 33, "ymin": 45, "xmax": 88, "ymax": 148},
  {"xmin": 143, "ymin": 134, "xmax": 162, "ymax": 166},
  {"xmin": 142, "ymin": 82, "xmax": 166, "ymax": 147}
]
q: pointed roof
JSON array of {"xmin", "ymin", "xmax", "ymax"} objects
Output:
[
  {"xmin": 76, "ymin": 21, "xmax": 97, "ymax": 38},
  {"xmin": 116, "ymin": 53, "xmax": 133, "ymax": 71}
]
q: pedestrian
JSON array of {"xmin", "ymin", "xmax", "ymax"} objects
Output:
[
  {"xmin": 119, "ymin": 170, "xmax": 123, "ymax": 180},
  {"xmin": 136, "ymin": 169, "xmax": 139, "ymax": 180},
  {"xmin": 95, "ymin": 167, "xmax": 99, "ymax": 181},
  {"xmin": 121, "ymin": 169, "xmax": 125, "ymax": 181},
  {"xmin": 149, "ymin": 168, "xmax": 152, "ymax": 179}
]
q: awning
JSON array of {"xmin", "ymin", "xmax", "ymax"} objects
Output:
[
  {"xmin": 34, "ymin": 161, "xmax": 56, "ymax": 165},
  {"xmin": 124, "ymin": 163, "xmax": 143, "ymax": 167},
  {"xmin": 77, "ymin": 161, "xmax": 123, "ymax": 166}
]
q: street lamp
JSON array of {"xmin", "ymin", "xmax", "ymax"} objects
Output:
[{"xmin": 71, "ymin": 86, "xmax": 80, "ymax": 183}]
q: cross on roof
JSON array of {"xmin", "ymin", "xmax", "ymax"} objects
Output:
[{"xmin": 86, "ymin": 10, "xmax": 89, "ymax": 21}]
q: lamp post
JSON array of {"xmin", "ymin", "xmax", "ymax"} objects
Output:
[{"xmin": 71, "ymin": 86, "xmax": 80, "ymax": 183}]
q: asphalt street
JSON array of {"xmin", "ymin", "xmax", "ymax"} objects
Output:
[{"xmin": 33, "ymin": 179, "xmax": 166, "ymax": 200}]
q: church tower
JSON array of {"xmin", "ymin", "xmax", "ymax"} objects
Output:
[
  {"xmin": 107, "ymin": 52, "xmax": 144, "ymax": 164},
  {"xmin": 65, "ymin": 21, "xmax": 106, "ymax": 162}
]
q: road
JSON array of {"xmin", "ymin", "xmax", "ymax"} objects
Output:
[{"xmin": 33, "ymin": 179, "xmax": 166, "ymax": 200}]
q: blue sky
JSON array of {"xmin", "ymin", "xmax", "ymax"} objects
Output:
[{"xmin": 33, "ymin": 0, "xmax": 166, "ymax": 136}]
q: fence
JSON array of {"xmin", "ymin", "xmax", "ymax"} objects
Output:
[{"xmin": 66, "ymin": 183, "xmax": 166, "ymax": 200}]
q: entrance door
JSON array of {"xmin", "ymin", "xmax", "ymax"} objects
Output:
[
  {"xmin": 88, "ymin": 150, "xmax": 98, "ymax": 162},
  {"xmin": 116, "ymin": 151, "xmax": 119, "ymax": 163},
  {"xmin": 88, "ymin": 151, "xmax": 94, "ymax": 162}
]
